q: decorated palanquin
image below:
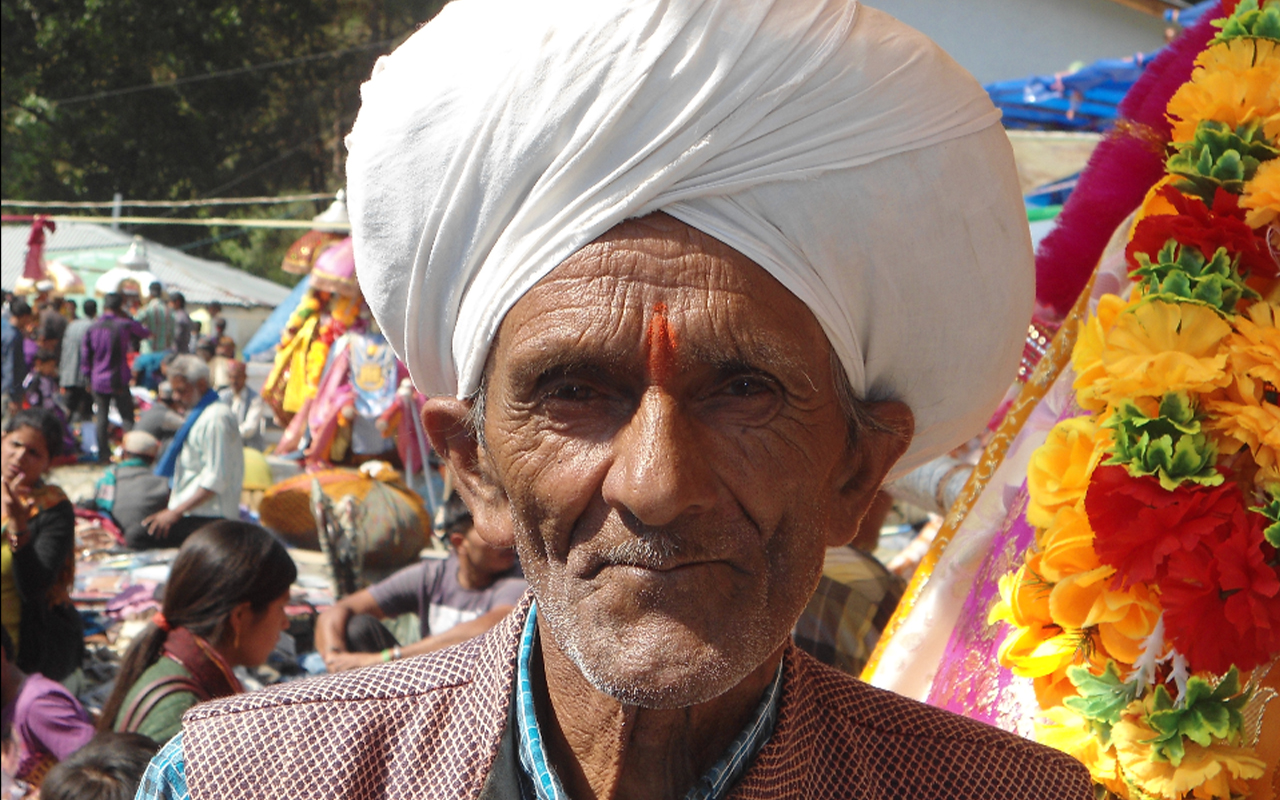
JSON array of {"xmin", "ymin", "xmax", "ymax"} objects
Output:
[
  {"xmin": 263, "ymin": 237, "xmax": 365, "ymax": 424},
  {"xmin": 865, "ymin": 3, "xmax": 1280, "ymax": 798},
  {"xmin": 262, "ymin": 235, "xmax": 432, "ymax": 477}
]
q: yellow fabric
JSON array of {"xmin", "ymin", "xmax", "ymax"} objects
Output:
[
  {"xmin": 241, "ymin": 448, "xmax": 273, "ymax": 491},
  {"xmin": 0, "ymin": 543, "xmax": 19, "ymax": 651},
  {"xmin": 282, "ymin": 316, "xmax": 319, "ymax": 413}
]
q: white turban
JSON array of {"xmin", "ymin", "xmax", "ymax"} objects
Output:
[{"xmin": 348, "ymin": 0, "xmax": 1032, "ymax": 477}]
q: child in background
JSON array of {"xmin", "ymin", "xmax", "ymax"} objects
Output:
[
  {"xmin": 20, "ymin": 350, "xmax": 75, "ymax": 457},
  {"xmin": 0, "ymin": 628, "xmax": 96, "ymax": 792},
  {"xmin": 40, "ymin": 732, "xmax": 160, "ymax": 800}
]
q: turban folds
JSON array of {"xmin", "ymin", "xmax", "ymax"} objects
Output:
[{"xmin": 348, "ymin": 0, "xmax": 1032, "ymax": 476}]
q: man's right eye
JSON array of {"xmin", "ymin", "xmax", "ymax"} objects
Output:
[{"xmin": 547, "ymin": 382, "xmax": 597, "ymax": 402}]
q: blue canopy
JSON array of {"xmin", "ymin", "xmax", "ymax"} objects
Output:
[
  {"xmin": 986, "ymin": 0, "xmax": 1216, "ymax": 132},
  {"xmin": 243, "ymin": 274, "xmax": 310, "ymax": 358}
]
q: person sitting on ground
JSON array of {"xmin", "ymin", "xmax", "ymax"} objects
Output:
[
  {"xmin": 0, "ymin": 628, "xmax": 95, "ymax": 791},
  {"xmin": 315, "ymin": 493, "xmax": 526, "ymax": 672},
  {"xmin": 142, "ymin": 356, "xmax": 244, "ymax": 544},
  {"xmin": 98, "ymin": 521, "xmax": 295, "ymax": 743},
  {"xmin": 91, "ymin": 432, "xmax": 172, "ymax": 550},
  {"xmin": 217, "ymin": 361, "xmax": 265, "ymax": 452},
  {"xmin": 134, "ymin": 380, "xmax": 184, "ymax": 460},
  {"xmin": 40, "ymin": 732, "xmax": 160, "ymax": 800},
  {"xmin": 1, "ymin": 409, "xmax": 82, "ymax": 684}
]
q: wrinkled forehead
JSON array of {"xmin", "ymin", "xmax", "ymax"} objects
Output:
[{"xmin": 491, "ymin": 215, "xmax": 832, "ymax": 378}]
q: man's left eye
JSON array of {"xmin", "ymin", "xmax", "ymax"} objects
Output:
[
  {"xmin": 700, "ymin": 374, "xmax": 783, "ymax": 426},
  {"xmin": 724, "ymin": 377, "xmax": 772, "ymax": 397}
]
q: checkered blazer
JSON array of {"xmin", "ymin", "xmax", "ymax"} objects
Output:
[{"xmin": 181, "ymin": 593, "xmax": 1091, "ymax": 799}]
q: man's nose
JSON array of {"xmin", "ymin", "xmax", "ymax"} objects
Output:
[{"xmin": 602, "ymin": 388, "xmax": 717, "ymax": 527}]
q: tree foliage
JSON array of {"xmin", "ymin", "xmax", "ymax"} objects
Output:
[{"xmin": 2, "ymin": 0, "xmax": 444, "ymax": 282}]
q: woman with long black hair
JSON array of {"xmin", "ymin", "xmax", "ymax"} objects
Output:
[
  {"xmin": 1, "ymin": 408, "xmax": 82, "ymax": 682},
  {"xmin": 99, "ymin": 521, "xmax": 296, "ymax": 743}
]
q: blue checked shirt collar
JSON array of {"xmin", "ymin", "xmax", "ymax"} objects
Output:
[{"xmin": 515, "ymin": 603, "xmax": 783, "ymax": 800}]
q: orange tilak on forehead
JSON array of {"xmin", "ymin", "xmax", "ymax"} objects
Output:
[{"xmin": 645, "ymin": 302, "xmax": 679, "ymax": 385}]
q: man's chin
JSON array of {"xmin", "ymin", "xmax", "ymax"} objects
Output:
[{"xmin": 541, "ymin": 604, "xmax": 776, "ymax": 710}]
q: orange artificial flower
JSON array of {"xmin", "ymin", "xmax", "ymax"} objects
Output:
[{"xmin": 1038, "ymin": 503, "xmax": 1102, "ymax": 581}]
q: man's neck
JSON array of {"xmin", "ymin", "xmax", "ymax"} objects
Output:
[{"xmin": 536, "ymin": 631, "xmax": 783, "ymax": 800}]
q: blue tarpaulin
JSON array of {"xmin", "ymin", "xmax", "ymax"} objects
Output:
[
  {"xmin": 243, "ymin": 274, "xmax": 310, "ymax": 358},
  {"xmin": 986, "ymin": 0, "xmax": 1216, "ymax": 131}
]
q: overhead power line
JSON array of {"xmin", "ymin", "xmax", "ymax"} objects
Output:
[
  {"xmin": 50, "ymin": 39, "xmax": 395, "ymax": 106},
  {"xmin": 24, "ymin": 215, "xmax": 349, "ymax": 231},
  {"xmin": 1, "ymin": 192, "xmax": 337, "ymax": 210}
]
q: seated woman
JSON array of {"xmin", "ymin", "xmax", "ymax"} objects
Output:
[
  {"xmin": 1, "ymin": 409, "xmax": 82, "ymax": 682},
  {"xmin": 97, "ymin": 521, "xmax": 296, "ymax": 743}
]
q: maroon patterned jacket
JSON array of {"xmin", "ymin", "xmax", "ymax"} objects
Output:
[{"xmin": 182, "ymin": 594, "xmax": 1091, "ymax": 799}]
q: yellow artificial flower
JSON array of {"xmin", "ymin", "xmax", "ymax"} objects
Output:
[
  {"xmin": 1240, "ymin": 157, "xmax": 1280, "ymax": 229},
  {"xmin": 1074, "ymin": 294, "xmax": 1134, "ymax": 412},
  {"xmin": 1204, "ymin": 302, "xmax": 1280, "ymax": 487},
  {"xmin": 1112, "ymin": 698, "xmax": 1266, "ymax": 800},
  {"xmin": 1035, "ymin": 705, "xmax": 1128, "ymax": 797},
  {"xmin": 1098, "ymin": 301, "xmax": 1232, "ymax": 406},
  {"xmin": 990, "ymin": 558, "xmax": 1071, "ymax": 679},
  {"xmin": 1167, "ymin": 38, "xmax": 1280, "ymax": 144},
  {"xmin": 1038, "ymin": 503, "xmax": 1101, "ymax": 582},
  {"xmin": 990, "ymin": 553, "xmax": 1116, "ymax": 705},
  {"xmin": 1027, "ymin": 417, "xmax": 1105, "ymax": 528}
]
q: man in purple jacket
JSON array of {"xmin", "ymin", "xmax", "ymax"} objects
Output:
[{"xmin": 81, "ymin": 293, "xmax": 150, "ymax": 462}]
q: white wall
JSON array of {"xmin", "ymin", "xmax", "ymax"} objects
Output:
[{"xmin": 868, "ymin": 0, "xmax": 1169, "ymax": 84}]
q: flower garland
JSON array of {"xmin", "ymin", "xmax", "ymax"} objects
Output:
[{"xmin": 989, "ymin": 3, "xmax": 1280, "ymax": 798}]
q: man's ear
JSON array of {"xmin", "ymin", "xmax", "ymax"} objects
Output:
[
  {"xmin": 421, "ymin": 397, "xmax": 515, "ymax": 549},
  {"xmin": 828, "ymin": 400, "xmax": 914, "ymax": 548}
]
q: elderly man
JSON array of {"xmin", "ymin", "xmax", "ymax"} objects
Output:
[
  {"xmin": 141, "ymin": 355, "xmax": 243, "ymax": 543},
  {"xmin": 139, "ymin": 2, "xmax": 1090, "ymax": 798},
  {"xmin": 217, "ymin": 361, "xmax": 265, "ymax": 450},
  {"xmin": 90, "ymin": 430, "xmax": 172, "ymax": 549}
]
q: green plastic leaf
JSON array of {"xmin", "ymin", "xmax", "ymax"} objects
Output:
[
  {"xmin": 1168, "ymin": 120, "xmax": 1278, "ymax": 203},
  {"xmin": 1064, "ymin": 661, "xmax": 1138, "ymax": 746},
  {"xmin": 1103, "ymin": 394, "xmax": 1222, "ymax": 490},
  {"xmin": 1253, "ymin": 494, "xmax": 1280, "ymax": 548},
  {"xmin": 1212, "ymin": 0, "xmax": 1280, "ymax": 43},
  {"xmin": 1140, "ymin": 668, "xmax": 1250, "ymax": 766},
  {"xmin": 1131, "ymin": 241, "xmax": 1258, "ymax": 314}
]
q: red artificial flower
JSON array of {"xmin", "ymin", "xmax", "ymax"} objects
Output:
[
  {"xmin": 1126, "ymin": 186, "xmax": 1276, "ymax": 279},
  {"xmin": 1086, "ymin": 465, "xmax": 1242, "ymax": 588},
  {"xmin": 1160, "ymin": 509, "xmax": 1280, "ymax": 675}
]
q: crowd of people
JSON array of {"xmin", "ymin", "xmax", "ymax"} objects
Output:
[
  {"xmin": 3, "ymin": 285, "xmax": 245, "ymax": 463},
  {"xmin": 0, "ymin": 283, "xmax": 271, "ymax": 796}
]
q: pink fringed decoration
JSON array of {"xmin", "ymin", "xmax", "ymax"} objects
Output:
[{"xmin": 1033, "ymin": 5, "xmax": 1225, "ymax": 316}]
